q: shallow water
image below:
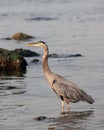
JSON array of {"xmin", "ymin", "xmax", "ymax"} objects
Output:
[{"xmin": 0, "ymin": 0, "xmax": 104, "ymax": 130}]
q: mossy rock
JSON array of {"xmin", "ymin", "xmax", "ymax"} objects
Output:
[
  {"xmin": 0, "ymin": 48, "xmax": 19, "ymax": 60},
  {"xmin": 0, "ymin": 48, "xmax": 27, "ymax": 75},
  {"xmin": 12, "ymin": 32, "xmax": 34, "ymax": 40}
]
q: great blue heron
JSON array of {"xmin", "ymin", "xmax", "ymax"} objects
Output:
[{"xmin": 28, "ymin": 41, "xmax": 94, "ymax": 111}]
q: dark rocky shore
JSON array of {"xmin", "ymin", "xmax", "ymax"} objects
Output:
[
  {"xmin": 0, "ymin": 48, "xmax": 40, "ymax": 76},
  {"xmin": 0, "ymin": 48, "xmax": 27, "ymax": 75}
]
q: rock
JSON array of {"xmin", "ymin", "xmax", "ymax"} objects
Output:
[
  {"xmin": 34, "ymin": 116, "xmax": 47, "ymax": 121},
  {"xmin": 12, "ymin": 32, "xmax": 34, "ymax": 40},
  {"xmin": 31, "ymin": 59, "xmax": 39, "ymax": 63},
  {"xmin": 70, "ymin": 53, "xmax": 82, "ymax": 57},
  {"xmin": 14, "ymin": 48, "xmax": 40, "ymax": 57},
  {"xmin": 0, "ymin": 48, "xmax": 27, "ymax": 75},
  {"xmin": 49, "ymin": 53, "xmax": 82, "ymax": 58},
  {"xmin": 28, "ymin": 16, "xmax": 57, "ymax": 21},
  {"xmin": 49, "ymin": 53, "xmax": 58, "ymax": 58},
  {"xmin": 2, "ymin": 32, "xmax": 34, "ymax": 41},
  {"xmin": 2, "ymin": 37, "xmax": 12, "ymax": 40}
]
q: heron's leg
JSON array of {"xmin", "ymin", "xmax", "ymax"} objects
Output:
[
  {"xmin": 62, "ymin": 101, "xmax": 64, "ymax": 112},
  {"xmin": 67, "ymin": 102, "xmax": 71, "ymax": 111}
]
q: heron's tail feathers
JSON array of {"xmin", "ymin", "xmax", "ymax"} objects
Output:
[
  {"xmin": 80, "ymin": 89, "xmax": 94, "ymax": 104},
  {"xmin": 84, "ymin": 94, "xmax": 94, "ymax": 104}
]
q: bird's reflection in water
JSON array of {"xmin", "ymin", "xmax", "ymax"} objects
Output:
[{"xmin": 48, "ymin": 110, "xmax": 94, "ymax": 130}]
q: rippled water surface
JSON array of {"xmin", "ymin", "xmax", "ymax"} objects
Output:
[{"xmin": 0, "ymin": 0, "xmax": 104, "ymax": 130}]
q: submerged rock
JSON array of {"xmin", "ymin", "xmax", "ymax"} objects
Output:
[
  {"xmin": 12, "ymin": 32, "xmax": 34, "ymax": 40},
  {"xmin": 14, "ymin": 48, "xmax": 40, "ymax": 57},
  {"xmin": 3, "ymin": 32, "xmax": 34, "ymax": 41},
  {"xmin": 28, "ymin": 16, "xmax": 57, "ymax": 21},
  {"xmin": 34, "ymin": 116, "xmax": 47, "ymax": 121},
  {"xmin": 49, "ymin": 53, "xmax": 82, "ymax": 58},
  {"xmin": 3, "ymin": 37, "xmax": 12, "ymax": 40},
  {"xmin": 0, "ymin": 48, "xmax": 27, "ymax": 75},
  {"xmin": 31, "ymin": 59, "xmax": 40, "ymax": 63},
  {"xmin": 49, "ymin": 53, "xmax": 58, "ymax": 58}
]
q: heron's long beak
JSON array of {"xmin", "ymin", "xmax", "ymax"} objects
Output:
[{"xmin": 27, "ymin": 42, "xmax": 39, "ymax": 46}]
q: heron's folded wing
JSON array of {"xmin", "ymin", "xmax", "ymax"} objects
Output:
[{"xmin": 52, "ymin": 79, "xmax": 85, "ymax": 102}]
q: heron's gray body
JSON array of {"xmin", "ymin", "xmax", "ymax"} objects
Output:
[
  {"xmin": 28, "ymin": 41, "xmax": 94, "ymax": 110},
  {"xmin": 45, "ymin": 71, "xmax": 94, "ymax": 105}
]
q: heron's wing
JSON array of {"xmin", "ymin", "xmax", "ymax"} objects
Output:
[
  {"xmin": 52, "ymin": 74, "xmax": 80, "ymax": 102},
  {"xmin": 52, "ymin": 74, "xmax": 94, "ymax": 103}
]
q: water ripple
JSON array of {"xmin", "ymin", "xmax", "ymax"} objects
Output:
[{"xmin": 0, "ymin": 77, "xmax": 26, "ymax": 96}]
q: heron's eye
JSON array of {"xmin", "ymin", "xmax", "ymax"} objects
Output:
[
  {"xmin": 52, "ymin": 80, "xmax": 56, "ymax": 86},
  {"xmin": 53, "ymin": 80, "xmax": 56, "ymax": 84}
]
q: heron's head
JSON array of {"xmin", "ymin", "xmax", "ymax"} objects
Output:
[{"xmin": 27, "ymin": 41, "xmax": 47, "ymax": 49}]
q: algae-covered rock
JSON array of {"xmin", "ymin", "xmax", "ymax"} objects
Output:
[
  {"xmin": 2, "ymin": 32, "xmax": 34, "ymax": 41},
  {"xmin": 12, "ymin": 32, "xmax": 34, "ymax": 40},
  {"xmin": 14, "ymin": 48, "xmax": 40, "ymax": 57},
  {"xmin": 0, "ymin": 48, "xmax": 27, "ymax": 75}
]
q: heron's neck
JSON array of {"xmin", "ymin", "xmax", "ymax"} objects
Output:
[{"xmin": 42, "ymin": 48, "xmax": 52, "ymax": 76}]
